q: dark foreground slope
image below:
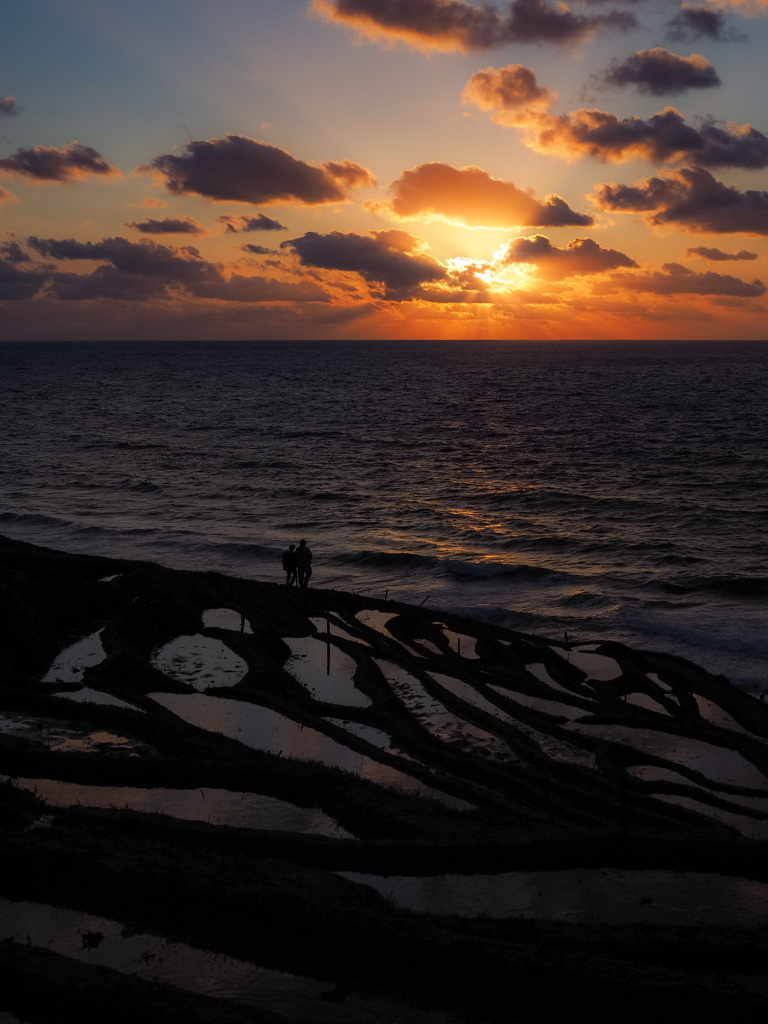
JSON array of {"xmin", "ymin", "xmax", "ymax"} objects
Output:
[{"xmin": 1, "ymin": 533, "xmax": 768, "ymax": 1023}]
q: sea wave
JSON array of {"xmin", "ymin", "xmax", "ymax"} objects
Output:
[
  {"xmin": 444, "ymin": 559, "xmax": 562, "ymax": 582},
  {"xmin": 335, "ymin": 550, "xmax": 440, "ymax": 570}
]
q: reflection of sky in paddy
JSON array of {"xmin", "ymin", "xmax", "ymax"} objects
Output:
[
  {"xmin": 625, "ymin": 692, "xmax": 670, "ymax": 715},
  {"xmin": 0, "ymin": 899, "xmax": 453, "ymax": 1022},
  {"xmin": 525, "ymin": 662, "xmax": 589, "ymax": 697},
  {"xmin": 309, "ymin": 616, "xmax": 371, "ymax": 646},
  {"xmin": 435, "ymin": 627, "xmax": 478, "ymax": 660},
  {"xmin": 354, "ymin": 609, "xmax": 424, "ymax": 658},
  {"xmin": 324, "ymin": 717, "xmax": 417, "ymax": 761},
  {"xmin": 152, "ymin": 636, "xmax": 248, "ymax": 690},
  {"xmin": 14, "ymin": 778, "xmax": 353, "ymax": 838},
  {"xmin": 149, "ymin": 694, "xmax": 473, "ymax": 810},
  {"xmin": 0, "ymin": 713, "xmax": 143, "ymax": 756},
  {"xmin": 52, "ymin": 688, "xmax": 141, "ymax": 712},
  {"xmin": 551, "ymin": 647, "xmax": 623, "ymax": 681},
  {"xmin": 487, "ymin": 682, "xmax": 583, "ymax": 721},
  {"xmin": 0, "ymin": 899, "xmax": 334, "ymax": 1010},
  {"xmin": 693, "ymin": 694, "xmax": 761, "ymax": 737},
  {"xmin": 375, "ymin": 661, "xmax": 514, "ymax": 763},
  {"xmin": 42, "ymin": 630, "xmax": 106, "ymax": 684},
  {"xmin": 202, "ymin": 607, "xmax": 253, "ymax": 634},
  {"xmin": 338, "ymin": 868, "xmax": 768, "ymax": 927},
  {"xmin": 284, "ymin": 636, "xmax": 371, "ymax": 707},
  {"xmin": 566, "ymin": 721, "xmax": 768, "ymax": 790}
]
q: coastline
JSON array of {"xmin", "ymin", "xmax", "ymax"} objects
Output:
[{"xmin": 3, "ymin": 532, "xmax": 768, "ymax": 1020}]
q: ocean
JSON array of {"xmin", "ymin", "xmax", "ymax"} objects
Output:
[{"xmin": 1, "ymin": 339, "xmax": 766, "ymax": 691}]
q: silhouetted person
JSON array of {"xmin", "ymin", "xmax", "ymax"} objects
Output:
[
  {"xmin": 296, "ymin": 538, "xmax": 313, "ymax": 588},
  {"xmin": 282, "ymin": 544, "xmax": 298, "ymax": 586}
]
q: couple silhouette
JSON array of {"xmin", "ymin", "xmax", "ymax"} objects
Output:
[{"xmin": 282, "ymin": 539, "xmax": 312, "ymax": 588}]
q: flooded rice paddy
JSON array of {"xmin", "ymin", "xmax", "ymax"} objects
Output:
[
  {"xmin": 12, "ymin": 779, "xmax": 353, "ymax": 837},
  {"xmin": 41, "ymin": 630, "xmax": 106, "ymax": 684},
  {"xmin": 151, "ymin": 636, "xmax": 248, "ymax": 690},
  {"xmin": 338, "ymin": 868, "xmax": 768, "ymax": 927},
  {"xmin": 149, "ymin": 693, "xmax": 474, "ymax": 811},
  {"xmin": 0, "ymin": 713, "xmax": 148, "ymax": 756}
]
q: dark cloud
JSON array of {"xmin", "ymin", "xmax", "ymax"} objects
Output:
[
  {"xmin": 0, "ymin": 96, "xmax": 18, "ymax": 117},
  {"xmin": 0, "ymin": 142, "xmax": 120, "ymax": 183},
  {"xmin": 369, "ymin": 161, "xmax": 593, "ymax": 228},
  {"xmin": 26, "ymin": 234, "xmax": 329, "ymax": 303},
  {"xmin": 606, "ymin": 261, "xmax": 765, "ymax": 297},
  {"xmin": 592, "ymin": 166, "xmax": 768, "ymax": 234},
  {"xmin": 283, "ymin": 229, "xmax": 447, "ymax": 298},
  {"xmin": 313, "ymin": 0, "xmax": 635, "ymax": 51},
  {"xmin": 217, "ymin": 214, "xmax": 287, "ymax": 233},
  {"xmin": 240, "ymin": 244, "xmax": 278, "ymax": 256},
  {"xmin": 28, "ymin": 236, "xmax": 221, "ymax": 284},
  {"xmin": 499, "ymin": 234, "xmax": 638, "ymax": 279},
  {"xmin": 141, "ymin": 135, "xmax": 375, "ymax": 206},
  {"xmin": 465, "ymin": 65, "xmax": 768, "ymax": 168},
  {"xmin": 0, "ymin": 240, "xmax": 31, "ymax": 263},
  {"xmin": 667, "ymin": 6, "xmax": 746, "ymax": 43},
  {"xmin": 685, "ymin": 245, "xmax": 759, "ymax": 261},
  {"xmin": 125, "ymin": 216, "xmax": 207, "ymax": 236},
  {"xmin": 595, "ymin": 48, "xmax": 720, "ymax": 96},
  {"xmin": 0, "ymin": 248, "xmax": 47, "ymax": 300},
  {"xmin": 50, "ymin": 267, "xmax": 169, "ymax": 302},
  {"xmin": 184, "ymin": 275, "xmax": 328, "ymax": 303}
]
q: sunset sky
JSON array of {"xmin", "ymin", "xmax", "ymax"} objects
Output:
[{"xmin": 2, "ymin": 0, "xmax": 768, "ymax": 339}]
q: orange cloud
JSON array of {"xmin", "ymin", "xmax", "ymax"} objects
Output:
[
  {"xmin": 140, "ymin": 135, "xmax": 375, "ymax": 206},
  {"xmin": 499, "ymin": 235, "xmax": 638, "ymax": 279},
  {"xmin": 463, "ymin": 64, "xmax": 768, "ymax": 168},
  {"xmin": 685, "ymin": 245, "xmax": 758, "ymax": 261},
  {"xmin": 312, "ymin": 0, "xmax": 635, "ymax": 53},
  {"xmin": 0, "ymin": 186, "xmax": 17, "ymax": 206},
  {"xmin": 125, "ymin": 216, "xmax": 207, "ymax": 237},
  {"xmin": 598, "ymin": 261, "xmax": 765, "ymax": 297},
  {"xmin": 0, "ymin": 142, "xmax": 121, "ymax": 184},
  {"xmin": 368, "ymin": 162, "xmax": 593, "ymax": 228},
  {"xmin": 24, "ymin": 235, "xmax": 330, "ymax": 303},
  {"xmin": 128, "ymin": 196, "xmax": 168, "ymax": 209},
  {"xmin": 283, "ymin": 229, "xmax": 447, "ymax": 299}
]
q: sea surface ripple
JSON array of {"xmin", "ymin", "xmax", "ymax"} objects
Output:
[{"xmin": 1, "ymin": 340, "xmax": 766, "ymax": 689}]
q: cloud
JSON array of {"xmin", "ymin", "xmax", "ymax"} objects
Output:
[
  {"xmin": 312, "ymin": 0, "xmax": 635, "ymax": 52},
  {"xmin": 463, "ymin": 63, "xmax": 768, "ymax": 168},
  {"xmin": 666, "ymin": 5, "xmax": 746, "ymax": 42},
  {"xmin": 592, "ymin": 165, "xmax": 768, "ymax": 234},
  {"xmin": 140, "ymin": 135, "xmax": 375, "ymax": 206},
  {"xmin": 685, "ymin": 245, "xmax": 758, "ymax": 260},
  {"xmin": 0, "ymin": 96, "xmax": 18, "ymax": 117},
  {"xmin": 25, "ymin": 234, "xmax": 330, "ymax": 303},
  {"xmin": 0, "ymin": 186, "xmax": 17, "ymax": 206},
  {"xmin": 128, "ymin": 196, "xmax": 168, "ymax": 209},
  {"xmin": 604, "ymin": 261, "xmax": 765, "ymax": 296},
  {"xmin": 368, "ymin": 229, "xmax": 430, "ymax": 251},
  {"xmin": 594, "ymin": 48, "xmax": 720, "ymax": 96},
  {"xmin": 217, "ymin": 213, "xmax": 288, "ymax": 233},
  {"xmin": 461, "ymin": 63, "xmax": 556, "ymax": 114},
  {"xmin": 0, "ymin": 244, "xmax": 47, "ymax": 300},
  {"xmin": 283, "ymin": 229, "xmax": 447, "ymax": 298},
  {"xmin": 369, "ymin": 162, "xmax": 593, "ymax": 228},
  {"xmin": 240, "ymin": 244, "xmax": 278, "ymax": 255},
  {"xmin": 0, "ymin": 142, "xmax": 121, "ymax": 183},
  {"xmin": 125, "ymin": 216, "xmax": 207, "ymax": 236},
  {"xmin": 499, "ymin": 234, "xmax": 638, "ymax": 278},
  {"xmin": 0, "ymin": 240, "xmax": 32, "ymax": 264}
]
